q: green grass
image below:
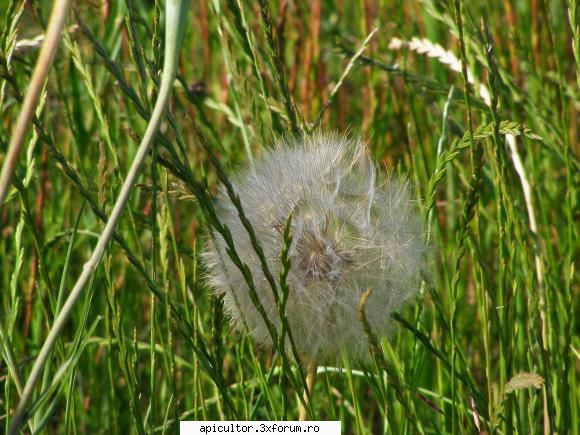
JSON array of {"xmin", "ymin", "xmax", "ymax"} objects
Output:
[{"xmin": 0, "ymin": 0, "xmax": 578, "ymax": 433}]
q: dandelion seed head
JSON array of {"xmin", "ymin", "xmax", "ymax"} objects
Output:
[{"xmin": 203, "ymin": 133, "xmax": 426, "ymax": 363}]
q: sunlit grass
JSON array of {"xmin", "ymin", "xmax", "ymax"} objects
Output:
[{"xmin": 0, "ymin": 1, "xmax": 578, "ymax": 433}]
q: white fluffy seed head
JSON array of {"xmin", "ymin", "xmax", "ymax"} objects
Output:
[{"xmin": 203, "ymin": 133, "xmax": 426, "ymax": 363}]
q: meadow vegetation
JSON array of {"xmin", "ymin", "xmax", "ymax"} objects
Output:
[{"xmin": 0, "ymin": 0, "xmax": 578, "ymax": 433}]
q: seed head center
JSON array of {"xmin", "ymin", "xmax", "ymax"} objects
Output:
[{"xmin": 296, "ymin": 232, "xmax": 341, "ymax": 280}]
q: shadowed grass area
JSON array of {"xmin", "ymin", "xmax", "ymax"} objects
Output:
[{"xmin": 0, "ymin": 0, "xmax": 578, "ymax": 433}]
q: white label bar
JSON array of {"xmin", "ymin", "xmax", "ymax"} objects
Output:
[{"xmin": 180, "ymin": 421, "xmax": 341, "ymax": 435}]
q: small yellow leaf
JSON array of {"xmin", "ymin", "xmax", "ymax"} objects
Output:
[{"xmin": 505, "ymin": 372, "xmax": 544, "ymax": 394}]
